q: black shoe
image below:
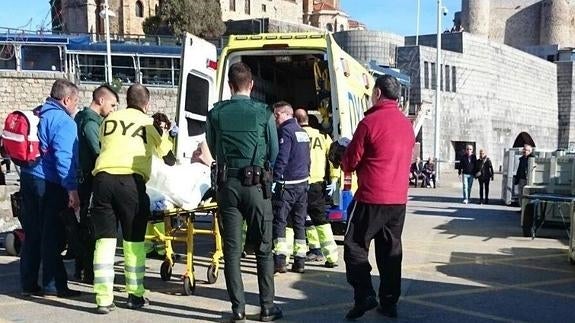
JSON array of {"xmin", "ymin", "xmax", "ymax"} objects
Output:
[
  {"xmin": 260, "ymin": 305, "xmax": 283, "ymax": 322},
  {"xmin": 291, "ymin": 257, "xmax": 305, "ymax": 273},
  {"xmin": 324, "ymin": 261, "xmax": 338, "ymax": 268},
  {"xmin": 484, "ymin": 200, "xmax": 489, "ymax": 205},
  {"xmin": 229, "ymin": 311, "xmax": 246, "ymax": 322},
  {"xmin": 377, "ymin": 303, "xmax": 398, "ymax": 318},
  {"xmin": 96, "ymin": 303, "xmax": 116, "ymax": 314},
  {"xmin": 345, "ymin": 296, "xmax": 378, "ymax": 320},
  {"xmin": 21, "ymin": 287, "xmax": 43, "ymax": 297},
  {"xmin": 45, "ymin": 288, "xmax": 82, "ymax": 298},
  {"xmin": 274, "ymin": 255, "xmax": 287, "ymax": 274},
  {"xmin": 127, "ymin": 294, "xmax": 149, "ymax": 309},
  {"xmin": 305, "ymin": 249, "xmax": 325, "ymax": 262}
]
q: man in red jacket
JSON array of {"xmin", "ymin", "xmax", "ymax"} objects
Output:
[{"xmin": 341, "ymin": 75, "xmax": 415, "ymax": 320}]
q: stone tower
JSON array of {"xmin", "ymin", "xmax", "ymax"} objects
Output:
[
  {"xmin": 540, "ymin": 0, "xmax": 571, "ymax": 46},
  {"xmin": 461, "ymin": 0, "xmax": 490, "ymax": 37}
]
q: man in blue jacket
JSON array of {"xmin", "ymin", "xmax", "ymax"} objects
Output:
[
  {"xmin": 272, "ymin": 101, "xmax": 311, "ymax": 274},
  {"xmin": 19, "ymin": 79, "xmax": 81, "ymax": 298}
]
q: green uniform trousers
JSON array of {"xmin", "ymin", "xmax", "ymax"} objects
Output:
[{"xmin": 217, "ymin": 177, "xmax": 275, "ymax": 314}]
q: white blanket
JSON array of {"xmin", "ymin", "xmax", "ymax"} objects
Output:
[{"xmin": 146, "ymin": 157, "xmax": 212, "ymax": 211}]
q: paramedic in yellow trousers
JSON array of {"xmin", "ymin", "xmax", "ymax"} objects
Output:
[
  {"xmin": 90, "ymin": 84, "xmax": 173, "ymax": 314},
  {"xmin": 294, "ymin": 109, "xmax": 339, "ymax": 268}
]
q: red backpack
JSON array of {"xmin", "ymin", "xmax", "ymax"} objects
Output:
[{"xmin": 1, "ymin": 110, "xmax": 41, "ymax": 167}]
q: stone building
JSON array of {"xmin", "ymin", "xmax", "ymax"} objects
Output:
[
  {"xmin": 333, "ymin": 30, "xmax": 404, "ymax": 66},
  {"xmin": 303, "ymin": 0, "xmax": 348, "ymax": 32},
  {"xmin": 396, "ymin": 32, "xmax": 559, "ymax": 172},
  {"xmin": 51, "ymin": 0, "xmax": 160, "ymax": 35},
  {"xmin": 220, "ymin": 0, "xmax": 304, "ymax": 24},
  {"xmin": 459, "ymin": 0, "xmax": 575, "ymax": 50}
]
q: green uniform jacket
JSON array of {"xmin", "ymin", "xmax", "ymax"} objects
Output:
[
  {"xmin": 75, "ymin": 107, "xmax": 103, "ymax": 178},
  {"xmin": 206, "ymin": 95, "xmax": 278, "ymax": 168}
]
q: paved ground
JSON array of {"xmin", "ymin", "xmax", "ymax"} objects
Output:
[{"xmin": 1, "ymin": 173, "xmax": 574, "ymax": 322}]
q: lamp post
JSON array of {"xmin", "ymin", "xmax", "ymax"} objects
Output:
[
  {"xmin": 99, "ymin": 0, "xmax": 115, "ymax": 84},
  {"xmin": 434, "ymin": 0, "xmax": 443, "ymax": 183},
  {"xmin": 416, "ymin": 0, "xmax": 421, "ymax": 45}
]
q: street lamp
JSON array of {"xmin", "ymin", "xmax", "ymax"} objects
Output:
[
  {"xmin": 434, "ymin": 0, "xmax": 446, "ymax": 184},
  {"xmin": 416, "ymin": 0, "xmax": 421, "ymax": 45},
  {"xmin": 99, "ymin": 0, "xmax": 115, "ymax": 84}
]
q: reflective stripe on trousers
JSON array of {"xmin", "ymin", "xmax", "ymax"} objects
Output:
[
  {"xmin": 306, "ymin": 225, "xmax": 321, "ymax": 250},
  {"xmin": 93, "ymin": 238, "xmax": 116, "ymax": 306},
  {"xmin": 316, "ymin": 223, "xmax": 339, "ymax": 263},
  {"xmin": 123, "ymin": 241, "xmax": 146, "ymax": 297},
  {"xmin": 282, "ymin": 227, "xmax": 307, "ymax": 259}
]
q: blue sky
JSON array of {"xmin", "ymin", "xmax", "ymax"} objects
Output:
[{"xmin": 0, "ymin": 0, "xmax": 462, "ymax": 36}]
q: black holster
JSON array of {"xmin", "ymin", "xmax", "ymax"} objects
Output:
[
  {"xmin": 212, "ymin": 162, "xmax": 227, "ymax": 191},
  {"xmin": 262, "ymin": 161, "xmax": 273, "ymax": 199}
]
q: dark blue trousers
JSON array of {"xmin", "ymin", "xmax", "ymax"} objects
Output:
[{"xmin": 20, "ymin": 172, "xmax": 69, "ymax": 293}]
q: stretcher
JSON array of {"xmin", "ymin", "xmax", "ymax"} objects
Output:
[{"xmin": 145, "ymin": 192, "xmax": 222, "ymax": 296}]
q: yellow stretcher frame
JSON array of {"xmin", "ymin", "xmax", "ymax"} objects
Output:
[{"xmin": 145, "ymin": 200, "xmax": 222, "ymax": 295}]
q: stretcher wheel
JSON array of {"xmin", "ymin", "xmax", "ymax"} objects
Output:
[
  {"xmin": 570, "ymin": 257, "xmax": 575, "ymax": 265},
  {"xmin": 207, "ymin": 264, "xmax": 218, "ymax": 284},
  {"xmin": 5, "ymin": 230, "xmax": 23, "ymax": 256},
  {"xmin": 183, "ymin": 276, "xmax": 196, "ymax": 295},
  {"xmin": 160, "ymin": 260, "xmax": 172, "ymax": 281}
]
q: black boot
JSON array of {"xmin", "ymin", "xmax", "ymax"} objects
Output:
[
  {"xmin": 291, "ymin": 257, "xmax": 305, "ymax": 273},
  {"xmin": 274, "ymin": 255, "xmax": 287, "ymax": 274}
]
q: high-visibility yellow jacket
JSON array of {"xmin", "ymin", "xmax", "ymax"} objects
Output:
[
  {"xmin": 93, "ymin": 107, "xmax": 172, "ymax": 182},
  {"xmin": 302, "ymin": 125, "xmax": 339, "ymax": 184}
]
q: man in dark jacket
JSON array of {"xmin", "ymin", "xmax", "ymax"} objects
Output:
[
  {"xmin": 410, "ymin": 157, "xmax": 425, "ymax": 187},
  {"xmin": 458, "ymin": 144, "xmax": 477, "ymax": 204},
  {"xmin": 272, "ymin": 101, "xmax": 311, "ymax": 274},
  {"xmin": 74, "ymin": 85, "xmax": 118, "ymax": 283},
  {"xmin": 341, "ymin": 75, "xmax": 415, "ymax": 320},
  {"xmin": 515, "ymin": 144, "xmax": 534, "ymax": 206}
]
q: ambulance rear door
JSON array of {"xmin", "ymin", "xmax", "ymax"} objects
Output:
[{"xmin": 174, "ymin": 33, "xmax": 218, "ymax": 163}]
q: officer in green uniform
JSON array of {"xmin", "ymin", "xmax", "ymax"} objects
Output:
[{"xmin": 206, "ymin": 62, "xmax": 282, "ymax": 322}]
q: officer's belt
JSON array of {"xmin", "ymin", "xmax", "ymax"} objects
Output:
[
  {"xmin": 280, "ymin": 177, "xmax": 309, "ymax": 185},
  {"xmin": 226, "ymin": 167, "xmax": 265, "ymax": 178}
]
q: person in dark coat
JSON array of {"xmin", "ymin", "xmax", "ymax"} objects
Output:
[
  {"xmin": 476, "ymin": 149, "xmax": 494, "ymax": 204},
  {"xmin": 410, "ymin": 157, "xmax": 425, "ymax": 187},
  {"xmin": 458, "ymin": 144, "xmax": 477, "ymax": 204},
  {"xmin": 422, "ymin": 157, "xmax": 436, "ymax": 188}
]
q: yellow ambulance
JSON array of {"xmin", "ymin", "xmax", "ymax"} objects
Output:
[{"xmin": 174, "ymin": 32, "xmax": 374, "ymax": 231}]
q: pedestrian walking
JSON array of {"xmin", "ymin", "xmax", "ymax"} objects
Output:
[
  {"xmin": 458, "ymin": 144, "xmax": 477, "ymax": 204},
  {"xmin": 341, "ymin": 75, "xmax": 415, "ymax": 319},
  {"xmin": 476, "ymin": 149, "xmax": 494, "ymax": 204},
  {"xmin": 19, "ymin": 79, "xmax": 82, "ymax": 298},
  {"xmin": 206, "ymin": 62, "xmax": 282, "ymax": 322},
  {"xmin": 90, "ymin": 84, "xmax": 173, "ymax": 314}
]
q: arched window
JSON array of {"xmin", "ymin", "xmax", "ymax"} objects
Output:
[
  {"xmin": 326, "ymin": 23, "xmax": 333, "ymax": 32},
  {"xmin": 340, "ymin": 24, "xmax": 345, "ymax": 31},
  {"xmin": 135, "ymin": 0, "xmax": 144, "ymax": 18}
]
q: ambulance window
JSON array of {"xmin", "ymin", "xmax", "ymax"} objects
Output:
[{"xmin": 185, "ymin": 73, "xmax": 209, "ymax": 117}]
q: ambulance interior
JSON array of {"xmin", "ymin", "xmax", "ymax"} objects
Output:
[{"xmin": 222, "ymin": 52, "xmax": 333, "ymax": 134}]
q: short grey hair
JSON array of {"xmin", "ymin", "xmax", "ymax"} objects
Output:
[{"xmin": 50, "ymin": 79, "xmax": 78, "ymax": 100}]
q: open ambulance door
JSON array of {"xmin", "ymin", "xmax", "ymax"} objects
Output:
[
  {"xmin": 325, "ymin": 34, "xmax": 373, "ymax": 228},
  {"xmin": 174, "ymin": 33, "xmax": 218, "ymax": 164}
]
